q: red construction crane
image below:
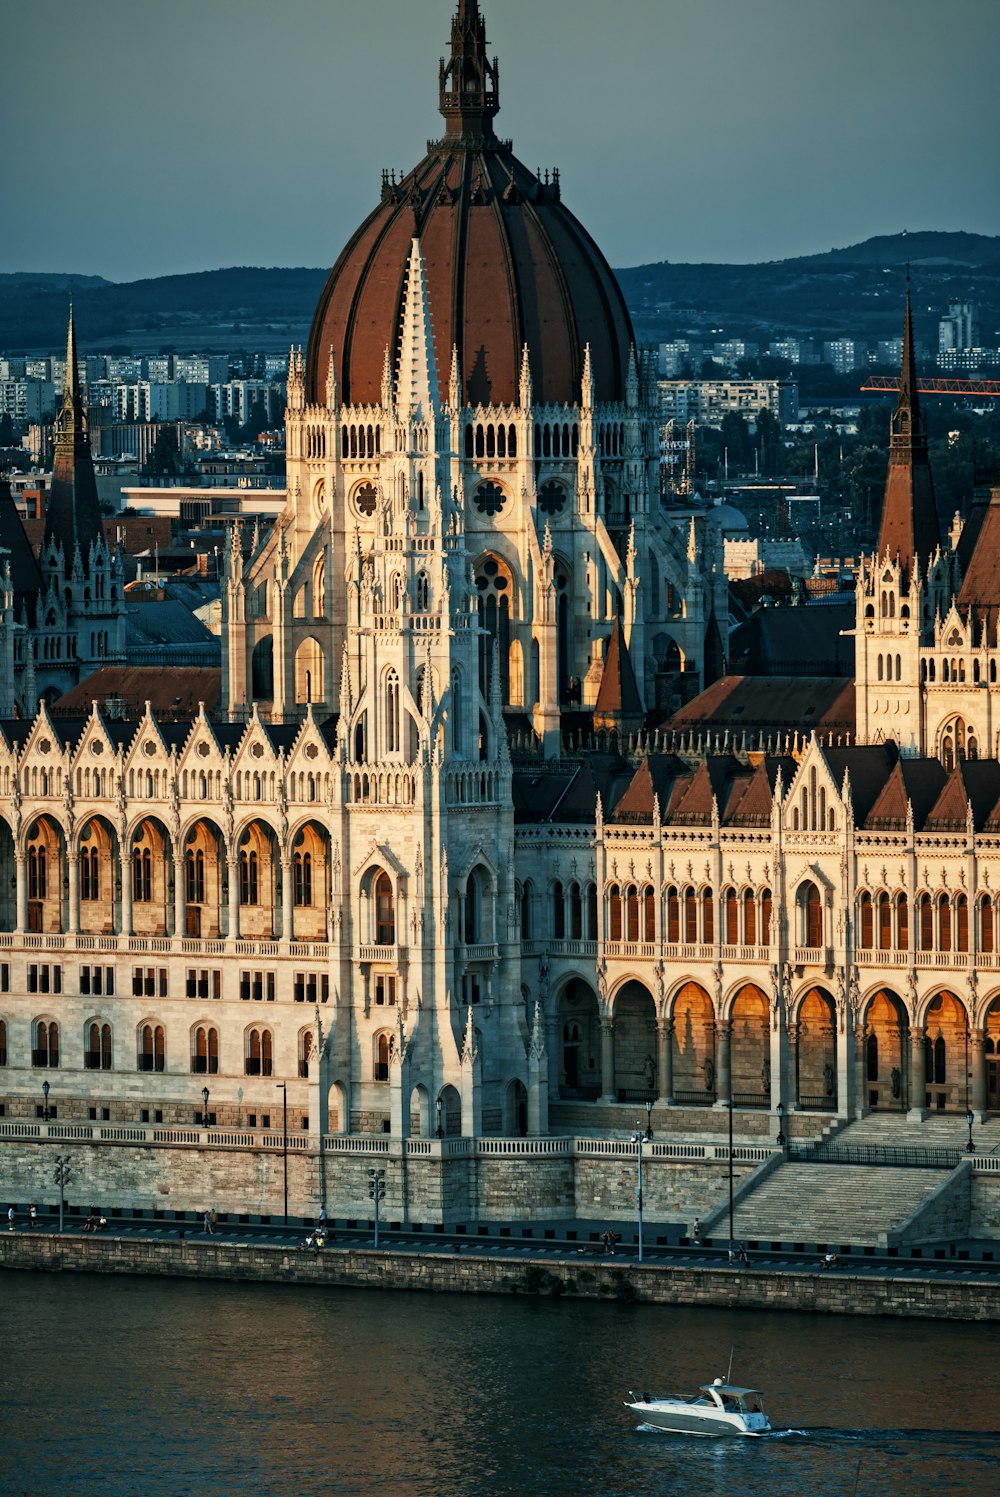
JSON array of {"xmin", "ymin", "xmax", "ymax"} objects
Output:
[{"xmin": 860, "ymin": 374, "xmax": 1000, "ymax": 397}]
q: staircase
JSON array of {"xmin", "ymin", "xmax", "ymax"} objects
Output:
[{"xmin": 728, "ymin": 1162, "xmax": 954, "ymax": 1247}]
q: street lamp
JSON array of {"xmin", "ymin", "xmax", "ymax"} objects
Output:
[
  {"xmin": 630, "ymin": 1123, "xmax": 645, "ymax": 1264},
  {"xmin": 727, "ymin": 1099, "xmax": 735, "ymax": 1256},
  {"xmin": 966, "ymin": 1108, "xmax": 976, "ymax": 1153},
  {"xmin": 53, "ymin": 1154, "xmax": 72, "ymax": 1233},
  {"xmin": 277, "ymin": 1082, "xmax": 289, "ymax": 1224},
  {"xmin": 435, "ymin": 1098, "xmax": 443, "ymax": 1139},
  {"xmin": 42, "ymin": 1080, "xmax": 50, "ymax": 1123},
  {"xmin": 644, "ymin": 1099, "xmax": 653, "ymax": 1142},
  {"xmin": 775, "ymin": 1101, "xmax": 786, "ymax": 1149},
  {"xmin": 368, "ymin": 1166, "xmax": 386, "ymax": 1248},
  {"xmin": 202, "ymin": 1086, "xmax": 210, "ymax": 1128}
]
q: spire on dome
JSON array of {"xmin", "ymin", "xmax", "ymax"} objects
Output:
[
  {"xmin": 395, "ymin": 238, "xmax": 439, "ymax": 424},
  {"xmin": 875, "ymin": 282, "xmax": 940, "ymax": 582},
  {"xmin": 43, "ymin": 306, "xmax": 103, "ymax": 576},
  {"xmin": 593, "ymin": 615, "xmax": 644, "ymax": 734},
  {"xmin": 439, "ymin": 0, "xmax": 499, "ymax": 144}
]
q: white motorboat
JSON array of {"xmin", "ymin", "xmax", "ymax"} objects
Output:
[{"xmin": 625, "ymin": 1377, "xmax": 771, "ymax": 1437}]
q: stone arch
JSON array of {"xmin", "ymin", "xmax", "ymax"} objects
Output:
[
  {"xmin": 289, "ymin": 818, "xmax": 330, "ymax": 940},
  {"xmin": 0, "ymin": 817, "xmax": 13, "ymax": 930},
  {"xmin": 860, "ymin": 987, "xmax": 908, "ymax": 1111},
  {"xmin": 235, "ymin": 817, "xmax": 279, "ymax": 939},
  {"xmin": 437, "ymin": 1082, "xmax": 462, "ymax": 1138},
  {"xmin": 295, "ymin": 636, "xmax": 326, "ymax": 705},
  {"xmin": 983, "ymin": 994, "xmax": 1000, "ymax": 1113},
  {"xmin": 328, "ymin": 1080, "xmax": 348, "ymax": 1134},
  {"xmin": 474, "ymin": 551, "xmax": 516, "ymax": 703},
  {"xmin": 251, "ymin": 635, "xmax": 274, "ymax": 700},
  {"xmin": 558, "ymin": 977, "xmax": 600, "ymax": 1097},
  {"xmin": 127, "ymin": 814, "xmax": 173, "ymax": 938},
  {"xmin": 920, "ymin": 989, "xmax": 969, "ymax": 1111},
  {"xmin": 609, "ymin": 979, "xmax": 657, "ymax": 1098},
  {"xmin": 409, "ymin": 1082, "xmax": 430, "ymax": 1137},
  {"xmin": 74, "ymin": 814, "xmax": 120, "ymax": 935},
  {"xmin": 794, "ymin": 986, "xmax": 837, "ymax": 1110},
  {"xmin": 504, "ymin": 1078, "xmax": 528, "ymax": 1137},
  {"xmin": 669, "ymin": 980, "xmax": 716, "ymax": 1104},
  {"xmin": 24, "ymin": 813, "xmax": 66, "ymax": 934},
  {"xmin": 728, "ymin": 982, "xmax": 770, "ymax": 1105},
  {"xmin": 179, "ymin": 816, "xmax": 227, "ymax": 939}
]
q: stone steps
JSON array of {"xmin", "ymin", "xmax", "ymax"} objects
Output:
[
  {"xmin": 731, "ymin": 1163, "xmax": 952, "ymax": 1245},
  {"xmin": 838, "ymin": 1114, "xmax": 1000, "ymax": 1151}
]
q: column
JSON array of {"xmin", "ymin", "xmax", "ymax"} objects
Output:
[
  {"xmin": 281, "ymin": 856, "xmax": 293, "ymax": 943},
  {"xmin": 715, "ymin": 1022, "xmax": 732, "ymax": 1107},
  {"xmin": 656, "ymin": 1018, "xmax": 674, "ymax": 1105},
  {"xmin": 788, "ymin": 1023, "xmax": 800, "ymax": 1107},
  {"xmin": 853, "ymin": 1023, "xmax": 868, "ymax": 1119},
  {"xmin": 599, "ymin": 1017, "xmax": 615, "ymax": 1102},
  {"xmin": 119, "ymin": 848, "xmax": 132, "ymax": 939},
  {"xmin": 971, "ymin": 1027, "xmax": 987, "ymax": 1119},
  {"xmin": 173, "ymin": 853, "xmax": 185, "ymax": 939},
  {"xmin": 66, "ymin": 853, "xmax": 79, "ymax": 936},
  {"xmin": 15, "ymin": 854, "xmax": 26, "ymax": 934},
  {"xmin": 909, "ymin": 1026, "xmax": 926, "ymax": 1119},
  {"xmin": 227, "ymin": 852, "xmax": 240, "ymax": 941}
]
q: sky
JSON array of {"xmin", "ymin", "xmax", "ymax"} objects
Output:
[{"xmin": 3, "ymin": 0, "xmax": 999, "ymax": 282}]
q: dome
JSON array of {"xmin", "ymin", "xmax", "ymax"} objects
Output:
[
  {"xmin": 305, "ymin": 1, "xmax": 634, "ymax": 410},
  {"xmin": 708, "ymin": 501, "xmax": 750, "ymax": 535}
]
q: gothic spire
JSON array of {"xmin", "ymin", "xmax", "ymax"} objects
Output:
[
  {"xmin": 395, "ymin": 238, "xmax": 439, "ymax": 424},
  {"xmin": 438, "ymin": 0, "xmax": 499, "ymax": 144},
  {"xmin": 43, "ymin": 306, "xmax": 103, "ymax": 576},
  {"xmin": 875, "ymin": 282, "xmax": 940, "ymax": 582}
]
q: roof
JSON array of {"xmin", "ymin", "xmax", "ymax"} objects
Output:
[
  {"xmin": 874, "ymin": 288, "xmax": 940, "ymax": 581},
  {"xmin": 594, "ymin": 617, "xmax": 644, "ymax": 723},
  {"xmin": 729, "ymin": 602, "xmax": 855, "ymax": 676},
  {"xmin": 668, "ymin": 675, "xmax": 855, "ymax": 735},
  {"xmin": 125, "ymin": 598, "xmax": 218, "ymax": 649},
  {"xmin": 956, "ymin": 486, "xmax": 1000, "ymax": 638},
  {"xmin": 305, "ymin": 2, "xmax": 633, "ymax": 407},
  {"xmin": 0, "ymin": 474, "xmax": 42, "ymax": 621},
  {"xmin": 49, "ymin": 667, "xmax": 222, "ymax": 720}
]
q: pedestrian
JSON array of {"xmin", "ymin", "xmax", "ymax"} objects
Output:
[
  {"xmin": 319, "ymin": 1205, "xmax": 327, "ymax": 1232},
  {"xmin": 203, "ymin": 1210, "xmax": 212, "ymax": 1235},
  {"xmin": 209, "ymin": 1207, "xmax": 217, "ymax": 1234},
  {"xmin": 29, "ymin": 1205, "xmax": 38, "ymax": 1229},
  {"xmin": 7, "ymin": 1205, "xmax": 13, "ymax": 1232},
  {"xmin": 692, "ymin": 1217, "xmax": 701, "ymax": 1244}
]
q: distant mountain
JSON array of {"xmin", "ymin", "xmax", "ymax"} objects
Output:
[{"xmin": 1, "ymin": 233, "xmax": 998, "ymax": 354}]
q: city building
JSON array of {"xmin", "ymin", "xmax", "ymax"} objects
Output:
[
  {"xmin": 657, "ymin": 378, "xmax": 798, "ymax": 428},
  {"xmin": 1, "ymin": 3, "xmax": 998, "ymax": 1227},
  {"xmin": 938, "ymin": 301, "xmax": 979, "ymax": 356},
  {"xmin": 822, "ymin": 338, "xmax": 869, "ymax": 373}
]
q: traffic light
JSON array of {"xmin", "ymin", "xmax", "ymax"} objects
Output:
[{"xmin": 368, "ymin": 1167, "xmax": 385, "ymax": 1202}]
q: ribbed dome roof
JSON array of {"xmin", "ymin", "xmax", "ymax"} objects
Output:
[{"xmin": 305, "ymin": 1, "xmax": 634, "ymax": 410}]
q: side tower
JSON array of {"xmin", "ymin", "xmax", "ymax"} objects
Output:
[{"xmin": 34, "ymin": 309, "xmax": 127, "ymax": 703}]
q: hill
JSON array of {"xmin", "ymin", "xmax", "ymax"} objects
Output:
[{"xmin": 1, "ymin": 233, "xmax": 998, "ymax": 355}]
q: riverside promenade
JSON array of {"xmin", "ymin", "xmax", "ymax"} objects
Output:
[{"xmin": 4, "ymin": 1215, "xmax": 1000, "ymax": 1322}]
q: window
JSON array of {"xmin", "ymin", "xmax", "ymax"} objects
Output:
[
  {"xmin": 374, "ymin": 1031, "xmax": 395, "ymax": 1081},
  {"xmin": 552, "ymin": 881, "xmax": 566, "ymax": 939},
  {"xmin": 132, "ymin": 847, "xmax": 152, "ymax": 902},
  {"xmin": 28, "ymin": 844, "xmax": 47, "ymax": 900},
  {"xmin": 240, "ymin": 970, "xmax": 276, "ymax": 1002},
  {"xmin": 859, "ymin": 892, "xmax": 873, "ymax": 950},
  {"xmin": 982, "ymin": 897, "xmax": 994, "ymax": 954},
  {"xmin": 803, "ymin": 883, "xmax": 823, "ymax": 947},
  {"xmin": 375, "ymin": 974, "xmax": 396, "ymax": 1007},
  {"xmin": 919, "ymin": 894, "xmax": 933, "ymax": 951},
  {"xmin": 609, "ymin": 885, "xmax": 622, "ymax": 941},
  {"xmin": 293, "ymin": 972, "xmax": 329, "ymax": 1003},
  {"xmin": 245, "ymin": 1027, "xmax": 273, "ymax": 1077},
  {"xmin": 138, "ymin": 1024, "xmax": 165, "ymax": 1072},
  {"xmin": 293, "ymin": 850, "xmax": 312, "ymax": 906},
  {"xmin": 185, "ymin": 848, "xmax": 205, "ymax": 904},
  {"xmin": 80, "ymin": 965, "xmax": 114, "ymax": 997},
  {"xmin": 85, "ymin": 1022, "xmax": 112, "ymax": 1070},
  {"xmin": 28, "ymin": 964, "xmax": 62, "ymax": 995},
  {"xmin": 0, "ymin": 963, "xmax": 8, "ymax": 993},
  {"xmin": 666, "ymin": 887, "xmax": 680, "ymax": 944},
  {"xmin": 192, "ymin": 1025, "xmax": 219, "ymax": 1075},
  {"xmin": 239, "ymin": 845, "xmax": 259, "ymax": 905},
  {"xmin": 878, "ymin": 893, "xmax": 892, "ymax": 951},
  {"xmin": 33, "ymin": 1020, "xmax": 60, "ymax": 1068},
  {"xmin": 186, "ymin": 968, "xmax": 222, "ymax": 1000},
  {"xmin": 761, "ymin": 889, "xmax": 772, "ymax": 945},
  {"xmin": 375, "ymin": 872, "xmax": 394, "ymax": 945},
  {"xmin": 743, "ymin": 891, "xmax": 756, "ymax": 947},
  {"xmin": 132, "ymin": 967, "xmax": 167, "ymax": 998},
  {"xmin": 80, "ymin": 845, "xmax": 100, "ymax": 901},
  {"xmin": 299, "ymin": 1031, "xmax": 314, "ymax": 1078},
  {"xmin": 0, "ymin": 1019, "xmax": 7, "ymax": 1067}
]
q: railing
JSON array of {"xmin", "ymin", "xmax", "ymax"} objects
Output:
[
  {"xmin": 457, "ymin": 943, "xmax": 498, "ymax": 963},
  {"xmin": 793, "ymin": 946, "xmax": 831, "ymax": 967},
  {"xmin": 617, "ymin": 1088, "xmax": 656, "ymax": 1104},
  {"xmin": 672, "ymin": 1090, "xmax": 715, "ymax": 1106},
  {"xmin": 358, "ymin": 944, "xmax": 399, "ymax": 964},
  {"xmin": 798, "ymin": 1094, "xmax": 837, "ymax": 1111},
  {"xmin": 792, "ymin": 1142, "xmax": 962, "ymax": 1170},
  {"xmin": 855, "ymin": 949, "xmax": 909, "ymax": 966},
  {"xmin": 731, "ymin": 1091, "xmax": 770, "ymax": 1108},
  {"xmin": 604, "ymin": 942, "xmax": 656, "ymax": 960}
]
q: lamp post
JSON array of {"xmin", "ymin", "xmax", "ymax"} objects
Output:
[
  {"xmin": 727, "ymin": 1098, "xmax": 735, "ymax": 1255},
  {"xmin": 775, "ymin": 1100, "xmax": 786, "ymax": 1149},
  {"xmin": 644, "ymin": 1098, "xmax": 653, "ymax": 1141},
  {"xmin": 42, "ymin": 1080, "xmax": 50, "ymax": 1123},
  {"xmin": 201, "ymin": 1086, "xmax": 210, "ymax": 1129},
  {"xmin": 630, "ymin": 1124, "xmax": 645, "ymax": 1263},
  {"xmin": 435, "ymin": 1098, "xmax": 443, "ymax": 1138},
  {"xmin": 368, "ymin": 1166, "xmax": 385, "ymax": 1248},
  {"xmin": 275, "ymin": 1081, "xmax": 289, "ymax": 1224},
  {"xmin": 53, "ymin": 1154, "xmax": 72, "ymax": 1233},
  {"xmin": 966, "ymin": 1108, "xmax": 976, "ymax": 1153}
]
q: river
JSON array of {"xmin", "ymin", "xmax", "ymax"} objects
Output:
[{"xmin": 0, "ymin": 1272, "xmax": 993, "ymax": 1496}]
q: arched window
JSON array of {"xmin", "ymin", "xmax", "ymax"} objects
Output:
[
  {"xmin": 898, "ymin": 893, "xmax": 909, "ymax": 950},
  {"xmin": 955, "ymin": 894, "xmax": 968, "ymax": 953},
  {"xmin": 185, "ymin": 848, "xmax": 205, "ymax": 904},
  {"xmin": 919, "ymin": 894, "xmax": 933, "ymax": 951},
  {"xmin": 939, "ymin": 896, "xmax": 952, "ymax": 953},
  {"xmin": 683, "ymin": 887, "xmax": 698, "ymax": 944},
  {"xmin": 28, "ymin": 844, "xmax": 47, "ymax": 900},
  {"xmin": 625, "ymin": 885, "xmax": 640, "ymax": 943},
  {"xmin": 375, "ymin": 872, "xmax": 394, "ymax": 945},
  {"xmin": 859, "ymin": 892, "xmax": 874, "ymax": 950},
  {"xmin": 374, "ymin": 1031, "xmax": 395, "ymax": 1081},
  {"xmin": 33, "ymin": 1020, "xmax": 60, "ymax": 1068},
  {"xmin": 724, "ymin": 888, "xmax": 738, "ymax": 946},
  {"xmin": 644, "ymin": 886, "xmax": 656, "ymax": 943},
  {"xmin": 294, "ymin": 850, "xmax": 312, "ymax": 907},
  {"xmin": 80, "ymin": 845, "xmax": 100, "ymax": 901},
  {"xmin": 866, "ymin": 1030, "xmax": 879, "ymax": 1082},
  {"xmin": 609, "ymin": 884, "xmax": 622, "ymax": 941},
  {"xmin": 702, "ymin": 889, "xmax": 714, "ymax": 944},
  {"xmin": 85, "ymin": 1022, "xmax": 112, "ymax": 1070},
  {"xmin": 802, "ymin": 882, "xmax": 823, "ymax": 947},
  {"xmin": 743, "ymin": 890, "xmax": 757, "ymax": 947},
  {"xmin": 878, "ymin": 892, "xmax": 892, "ymax": 950},
  {"xmin": 246, "ymin": 1027, "xmax": 273, "ymax": 1077},
  {"xmin": 552, "ymin": 880, "xmax": 566, "ymax": 939},
  {"xmin": 385, "ymin": 670, "xmax": 400, "ymax": 754},
  {"xmin": 934, "ymin": 1034, "xmax": 946, "ymax": 1084},
  {"xmin": 415, "ymin": 572, "xmax": 430, "ymax": 611},
  {"xmin": 192, "ymin": 1025, "xmax": 219, "ymax": 1075},
  {"xmin": 666, "ymin": 886, "xmax": 680, "ymax": 944},
  {"xmin": 520, "ymin": 881, "xmax": 532, "ymax": 939},
  {"xmin": 570, "ymin": 883, "xmax": 583, "ymax": 940},
  {"xmin": 239, "ymin": 845, "xmax": 259, "ymax": 905},
  {"xmin": 760, "ymin": 888, "xmax": 772, "ymax": 946},
  {"xmin": 132, "ymin": 847, "xmax": 152, "ymax": 902},
  {"xmin": 982, "ymin": 896, "xmax": 994, "ymax": 954},
  {"xmin": 138, "ymin": 1023, "xmax": 165, "ymax": 1073}
]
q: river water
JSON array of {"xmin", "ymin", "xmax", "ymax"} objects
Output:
[{"xmin": 0, "ymin": 1271, "xmax": 994, "ymax": 1497}]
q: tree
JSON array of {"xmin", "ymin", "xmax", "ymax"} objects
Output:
[
  {"xmin": 0, "ymin": 411, "xmax": 16, "ymax": 447},
  {"xmin": 145, "ymin": 425, "xmax": 183, "ymax": 476},
  {"xmin": 754, "ymin": 409, "xmax": 781, "ymax": 475},
  {"xmin": 719, "ymin": 411, "xmax": 751, "ymax": 469}
]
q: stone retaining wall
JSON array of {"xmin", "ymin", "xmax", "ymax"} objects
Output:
[{"xmin": 2, "ymin": 1234, "xmax": 999, "ymax": 1322}]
